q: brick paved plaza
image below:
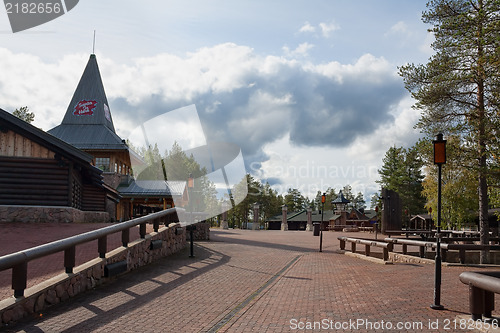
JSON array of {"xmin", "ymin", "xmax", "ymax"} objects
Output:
[{"xmin": 2, "ymin": 227, "xmax": 500, "ymax": 332}]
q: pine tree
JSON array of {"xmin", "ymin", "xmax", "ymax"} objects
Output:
[
  {"xmin": 399, "ymin": 0, "xmax": 500, "ymax": 263},
  {"xmin": 377, "ymin": 145, "xmax": 426, "ymax": 226},
  {"xmin": 13, "ymin": 106, "xmax": 34, "ymax": 124}
]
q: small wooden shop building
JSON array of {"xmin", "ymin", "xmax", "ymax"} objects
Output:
[{"xmin": 0, "ymin": 107, "xmax": 116, "ymax": 221}]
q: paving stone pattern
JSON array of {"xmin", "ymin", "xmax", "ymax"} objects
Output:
[{"xmin": 2, "ymin": 228, "xmax": 500, "ymax": 332}]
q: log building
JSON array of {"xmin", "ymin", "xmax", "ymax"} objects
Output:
[{"xmin": 0, "ymin": 107, "xmax": 115, "ymax": 222}]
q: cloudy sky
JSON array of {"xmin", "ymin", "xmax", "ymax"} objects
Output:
[{"xmin": 0, "ymin": 0, "xmax": 433, "ymax": 203}]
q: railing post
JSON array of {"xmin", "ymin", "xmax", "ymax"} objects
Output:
[
  {"xmin": 64, "ymin": 246, "xmax": 76, "ymax": 274},
  {"xmin": 402, "ymin": 244, "xmax": 407, "ymax": 254},
  {"xmin": 459, "ymin": 249, "xmax": 466, "ymax": 264},
  {"xmin": 140, "ymin": 223, "xmax": 146, "ymax": 239},
  {"xmin": 122, "ymin": 228, "xmax": 129, "ymax": 247},
  {"xmin": 12, "ymin": 262, "xmax": 27, "ymax": 298},
  {"xmin": 98, "ymin": 236, "xmax": 107, "ymax": 258},
  {"xmin": 365, "ymin": 244, "xmax": 370, "ymax": 257},
  {"xmin": 339, "ymin": 238, "xmax": 345, "ymax": 250},
  {"xmin": 484, "ymin": 290, "xmax": 495, "ymax": 318},
  {"xmin": 153, "ymin": 218, "xmax": 160, "ymax": 232},
  {"xmin": 469, "ymin": 285, "xmax": 484, "ymax": 321},
  {"xmin": 419, "ymin": 246, "xmax": 425, "ymax": 258},
  {"xmin": 351, "ymin": 242, "xmax": 356, "ymax": 253}
]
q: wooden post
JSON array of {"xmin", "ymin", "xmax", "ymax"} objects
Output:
[
  {"xmin": 98, "ymin": 236, "xmax": 107, "ymax": 258},
  {"xmin": 64, "ymin": 246, "xmax": 76, "ymax": 273},
  {"xmin": 459, "ymin": 249, "xmax": 466, "ymax": 264},
  {"xmin": 140, "ymin": 223, "xmax": 146, "ymax": 239},
  {"xmin": 469, "ymin": 285, "xmax": 484, "ymax": 321},
  {"xmin": 122, "ymin": 228, "xmax": 129, "ymax": 247},
  {"xmin": 12, "ymin": 262, "xmax": 27, "ymax": 298}
]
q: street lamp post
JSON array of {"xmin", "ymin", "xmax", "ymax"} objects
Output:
[
  {"xmin": 320, "ymin": 192, "xmax": 326, "ymax": 252},
  {"xmin": 431, "ymin": 133, "xmax": 446, "ymax": 310}
]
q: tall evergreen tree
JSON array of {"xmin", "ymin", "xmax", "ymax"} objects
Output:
[
  {"xmin": 399, "ymin": 0, "xmax": 500, "ymax": 263},
  {"xmin": 377, "ymin": 146, "xmax": 406, "ymax": 192},
  {"xmin": 284, "ymin": 188, "xmax": 308, "ymax": 212},
  {"xmin": 377, "ymin": 145, "xmax": 426, "ymax": 225}
]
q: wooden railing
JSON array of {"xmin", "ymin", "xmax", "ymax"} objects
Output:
[
  {"xmin": 0, "ymin": 207, "xmax": 185, "ymax": 298},
  {"xmin": 339, "ymin": 235, "xmax": 500, "ymax": 265},
  {"xmin": 459, "ymin": 271, "xmax": 500, "ymax": 321},
  {"xmin": 338, "ymin": 237, "xmax": 393, "ymax": 261}
]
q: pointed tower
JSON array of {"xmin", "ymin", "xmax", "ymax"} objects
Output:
[
  {"xmin": 331, "ymin": 190, "xmax": 350, "ymax": 226},
  {"xmin": 49, "ymin": 54, "xmax": 126, "ymax": 151},
  {"xmin": 49, "ymin": 54, "xmax": 185, "ymax": 221},
  {"xmin": 49, "ymin": 54, "xmax": 130, "ymax": 181}
]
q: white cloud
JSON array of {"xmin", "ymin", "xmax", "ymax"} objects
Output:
[
  {"xmin": 282, "ymin": 42, "xmax": 315, "ymax": 58},
  {"xmin": 0, "ymin": 44, "xmax": 413, "ymax": 198},
  {"xmin": 0, "ymin": 48, "xmax": 87, "ymax": 130},
  {"xmin": 420, "ymin": 31, "xmax": 435, "ymax": 56},
  {"xmin": 297, "ymin": 21, "xmax": 340, "ymax": 38},
  {"xmin": 387, "ymin": 21, "xmax": 410, "ymax": 36},
  {"xmin": 299, "ymin": 21, "xmax": 316, "ymax": 33},
  {"xmin": 319, "ymin": 21, "xmax": 340, "ymax": 38}
]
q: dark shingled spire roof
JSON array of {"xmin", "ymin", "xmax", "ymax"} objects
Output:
[
  {"xmin": 331, "ymin": 190, "xmax": 350, "ymax": 204},
  {"xmin": 49, "ymin": 54, "xmax": 127, "ymax": 150}
]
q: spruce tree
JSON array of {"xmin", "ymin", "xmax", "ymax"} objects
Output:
[{"xmin": 399, "ymin": 0, "xmax": 500, "ymax": 263}]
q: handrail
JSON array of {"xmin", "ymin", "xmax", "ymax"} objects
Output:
[
  {"xmin": 459, "ymin": 271, "xmax": 500, "ymax": 320},
  {"xmin": 0, "ymin": 207, "xmax": 185, "ymax": 298},
  {"xmin": 338, "ymin": 236, "xmax": 393, "ymax": 261}
]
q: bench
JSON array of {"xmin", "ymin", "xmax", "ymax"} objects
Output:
[
  {"xmin": 338, "ymin": 237, "xmax": 393, "ymax": 261},
  {"xmin": 459, "ymin": 271, "xmax": 500, "ymax": 320}
]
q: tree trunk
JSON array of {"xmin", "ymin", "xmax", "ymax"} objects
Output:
[
  {"xmin": 477, "ymin": 0, "xmax": 489, "ymax": 264},
  {"xmin": 479, "ymin": 171, "xmax": 490, "ymax": 264}
]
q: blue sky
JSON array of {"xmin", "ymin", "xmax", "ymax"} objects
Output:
[{"xmin": 0, "ymin": 0, "xmax": 433, "ymax": 202}]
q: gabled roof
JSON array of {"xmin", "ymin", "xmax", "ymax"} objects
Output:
[
  {"xmin": 347, "ymin": 208, "xmax": 369, "ymax": 221},
  {"xmin": 363, "ymin": 209, "xmax": 377, "ymax": 219},
  {"xmin": 0, "ymin": 108, "xmax": 93, "ymax": 164},
  {"xmin": 410, "ymin": 214, "xmax": 432, "ymax": 222},
  {"xmin": 117, "ymin": 180, "xmax": 186, "ymax": 198},
  {"xmin": 0, "ymin": 107, "xmax": 104, "ymax": 186},
  {"xmin": 48, "ymin": 54, "xmax": 127, "ymax": 151}
]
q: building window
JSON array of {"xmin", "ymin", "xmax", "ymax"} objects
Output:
[{"xmin": 95, "ymin": 157, "xmax": 110, "ymax": 172}]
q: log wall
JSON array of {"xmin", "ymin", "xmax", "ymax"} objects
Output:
[{"xmin": 0, "ymin": 157, "xmax": 69, "ymax": 206}]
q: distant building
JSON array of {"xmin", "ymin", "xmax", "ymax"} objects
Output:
[
  {"xmin": 48, "ymin": 54, "xmax": 187, "ymax": 221},
  {"xmin": 267, "ymin": 209, "xmax": 335, "ymax": 231},
  {"xmin": 409, "ymin": 214, "xmax": 433, "ymax": 230},
  {"xmin": 329, "ymin": 191, "xmax": 377, "ymax": 230}
]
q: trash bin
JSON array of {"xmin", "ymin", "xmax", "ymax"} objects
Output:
[{"xmin": 313, "ymin": 223, "xmax": 320, "ymax": 236}]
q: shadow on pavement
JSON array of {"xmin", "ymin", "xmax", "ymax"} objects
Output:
[{"xmin": 5, "ymin": 244, "xmax": 230, "ymax": 333}]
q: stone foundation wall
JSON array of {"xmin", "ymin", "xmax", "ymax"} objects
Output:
[
  {"xmin": 0, "ymin": 222, "xmax": 186, "ymax": 326},
  {"xmin": 0, "ymin": 205, "xmax": 110, "ymax": 223}
]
